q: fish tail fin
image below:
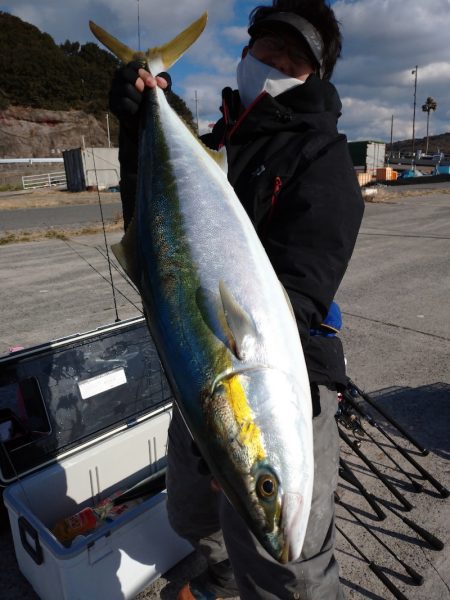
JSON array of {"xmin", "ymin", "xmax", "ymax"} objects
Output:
[
  {"xmin": 89, "ymin": 13, "xmax": 208, "ymax": 73},
  {"xmin": 89, "ymin": 21, "xmax": 138, "ymax": 64}
]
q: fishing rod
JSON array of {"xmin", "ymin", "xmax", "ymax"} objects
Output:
[
  {"xmin": 112, "ymin": 467, "xmax": 167, "ymax": 505},
  {"xmin": 338, "ymin": 392, "xmax": 423, "ymax": 492},
  {"xmin": 90, "ymin": 148, "xmax": 120, "ymax": 322},
  {"xmin": 347, "ymin": 378, "xmax": 429, "ymax": 456},
  {"xmin": 63, "ymin": 241, "xmax": 143, "ymax": 314},
  {"xmin": 338, "ymin": 426, "xmax": 414, "ymax": 511},
  {"xmin": 343, "ymin": 388, "xmax": 449, "ymax": 499},
  {"xmin": 339, "ymin": 458, "xmax": 444, "ymax": 551},
  {"xmin": 95, "ymin": 247, "xmax": 139, "ymax": 292},
  {"xmin": 336, "ymin": 523, "xmax": 410, "ymax": 600},
  {"xmin": 335, "ymin": 493, "xmax": 424, "ymax": 585}
]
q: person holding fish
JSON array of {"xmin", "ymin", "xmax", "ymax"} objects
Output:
[{"xmin": 106, "ymin": 0, "xmax": 364, "ymax": 598}]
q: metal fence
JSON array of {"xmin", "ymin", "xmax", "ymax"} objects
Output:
[{"xmin": 22, "ymin": 171, "xmax": 67, "ymax": 190}]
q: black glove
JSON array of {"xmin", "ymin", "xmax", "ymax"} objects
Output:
[
  {"xmin": 109, "ymin": 60, "xmax": 172, "ymax": 120},
  {"xmin": 110, "ymin": 62, "xmax": 172, "ymax": 231}
]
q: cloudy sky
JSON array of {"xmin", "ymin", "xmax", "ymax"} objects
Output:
[{"xmin": 1, "ymin": 0, "xmax": 449, "ymax": 148}]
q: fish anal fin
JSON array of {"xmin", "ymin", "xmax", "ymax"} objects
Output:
[
  {"xmin": 204, "ymin": 146, "xmax": 228, "ymax": 174},
  {"xmin": 280, "ymin": 283, "xmax": 296, "ymax": 323}
]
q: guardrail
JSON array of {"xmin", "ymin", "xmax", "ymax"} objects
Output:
[{"xmin": 22, "ymin": 171, "xmax": 67, "ymax": 190}]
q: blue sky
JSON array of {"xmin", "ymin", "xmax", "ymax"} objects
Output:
[{"xmin": 1, "ymin": 0, "xmax": 449, "ymax": 149}]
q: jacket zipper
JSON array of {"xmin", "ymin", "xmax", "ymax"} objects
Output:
[{"xmin": 262, "ymin": 176, "xmax": 283, "ymax": 238}]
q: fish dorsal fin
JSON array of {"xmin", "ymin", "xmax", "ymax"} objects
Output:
[
  {"xmin": 89, "ymin": 13, "xmax": 208, "ymax": 73},
  {"xmin": 219, "ymin": 281, "xmax": 258, "ymax": 361},
  {"xmin": 111, "ymin": 216, "xmax": 140, "ymax": 288}
]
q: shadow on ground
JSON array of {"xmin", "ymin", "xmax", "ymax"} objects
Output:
[{"xmin": 362, "ymin": 382, "xmax": 450, "ymax": 459}]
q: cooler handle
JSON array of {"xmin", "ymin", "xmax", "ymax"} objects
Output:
[{"xmin": 18, "ymin": 516, "xmax": 43, "ymax": 565}]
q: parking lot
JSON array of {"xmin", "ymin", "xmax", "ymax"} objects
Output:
[{"xmin": 0, "ymin": 183, "xmax": 449, "ymax": 599}]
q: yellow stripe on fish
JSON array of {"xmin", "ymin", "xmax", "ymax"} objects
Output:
[{"xmin": 223, "ymin": 374, "xmax": 266, "ymax": 463}]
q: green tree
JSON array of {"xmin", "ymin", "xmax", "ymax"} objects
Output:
[{"xmin": 0, "ymin": 11, "xmax": 195, "ymax": 131}]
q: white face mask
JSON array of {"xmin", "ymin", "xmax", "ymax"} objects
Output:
[{"xmin": 236, "ymin": 52, "xmax": 304, "ymax": 108}]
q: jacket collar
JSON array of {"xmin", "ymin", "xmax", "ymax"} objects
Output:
[{"xmin": 227, "ymin": 74, "xmax": 342, "ymax": 143}]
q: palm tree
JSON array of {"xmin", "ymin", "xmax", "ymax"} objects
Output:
[{"xmin": 422, "ymin": 97, "xmax": 437, "ymax": 155}]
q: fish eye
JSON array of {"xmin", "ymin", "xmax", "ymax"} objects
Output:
[{"xmin": 256, "ymin": 474, "xmax": 278, "ymax": 499}]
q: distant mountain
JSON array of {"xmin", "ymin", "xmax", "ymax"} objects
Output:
[
  {"xmin": 388, "ymin": 133, "xmax": 450, "ymax": 156},
  {"xmin": 0, "ymin": 11, "xmax": 119, "ymax": 114},
  {"xmin": 0, "ymin": 11, "xmax": 196, "ymax": 157}
]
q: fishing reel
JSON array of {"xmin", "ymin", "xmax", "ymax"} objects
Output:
[{"xmin": 336, "ymin": 391, "xmax": 364, "ymax": 444}]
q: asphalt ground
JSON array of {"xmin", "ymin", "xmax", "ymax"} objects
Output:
[
  {"xmin": 0, "ymin": 202, "xmax": 122, "ymax": 231},
  {"xmin": 0, "ymin": 183, "xmax": 449, "ymax": 599}
]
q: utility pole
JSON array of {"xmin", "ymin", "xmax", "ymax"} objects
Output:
[
  {"xmin": 106, "ymin": 113, "xmax": 111, "ymax": 148},
  {"xmin": 389, "ymin": 114, "xmax": 394, "ymax": 163},
  {"xmin": 194, "ymin": 90, "xmax": 200, "ymax": 134},
  {"xmin": 411, "ymin": 66, "xmax": 418, "ymax": 164},
  {"xmin": 137, "ymin": 0, "xmax": 141, "ymax": 51}
]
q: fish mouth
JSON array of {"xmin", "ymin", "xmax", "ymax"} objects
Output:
[
  {"xmin": 249, "ymin": 490, "xmax": 306, "ymax": 564},
  {"xmin": 279, "ymin": 491, "xmax": 306, "ymax": 563}
]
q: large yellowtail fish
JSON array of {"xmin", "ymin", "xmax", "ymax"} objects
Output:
[{"xmin": 90, "ymin": 14, "xmax": 313, "ymax": 563}]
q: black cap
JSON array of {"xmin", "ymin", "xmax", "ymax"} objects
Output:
[{"xmin": 248, "ymin": 12, "xmax": 324, "ymax": 74}]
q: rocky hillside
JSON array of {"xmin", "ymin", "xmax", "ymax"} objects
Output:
[
  {"xmin": 0, "ymin": 106, "xmax": 113, "ymax": 157},
  {"xmin": 0, "ymin": 11, "xmax": 194, "ymax": 158}
]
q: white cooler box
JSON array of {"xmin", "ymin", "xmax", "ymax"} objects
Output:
[{"xmin": 0, "ymin": 317, "xmax": 193, "ymax": 600}]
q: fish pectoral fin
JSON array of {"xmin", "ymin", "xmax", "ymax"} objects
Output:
[
  {"xmin": 90, "ymin": 13, "xmax": 208, "ymax": 73},
  {"xmin": 219, "ymin": 281, "xmax": 258, "ymax": 361}
]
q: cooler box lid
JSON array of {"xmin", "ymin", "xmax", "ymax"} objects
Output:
[{"xmin": 0, "ymin": 317, "xmax": 173, "ymax": 485}]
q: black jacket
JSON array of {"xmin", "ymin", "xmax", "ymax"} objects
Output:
[
  {"xmin": 202, "ymin": 75, "xmax": 364, "ymax": 388},
  {"xmin": 117, "ymin": 74, "xmax": 364, "ymax": 389}
]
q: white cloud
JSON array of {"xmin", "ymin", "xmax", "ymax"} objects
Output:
[
  {"xmin": 3, "ymin": 0, "xmax": 450, "ymax": 141},
  {"xmin": 5, "ymin": 0, "xmax": 236, "ymax": 46},
  {"xmin": 333, "ymin": 0, "xmax": 450, "ymax": 141},
  {"xmin": 181, "ymin": 72, "xmax": 237, "ymax": 128},
  {"xmin": 222, "ymin": 25, "xmax": 248, "ymax": 45}
]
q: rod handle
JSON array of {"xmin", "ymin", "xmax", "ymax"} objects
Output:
[{"xmin": 369, "ymin": 563, "xmax": 409, "ymax": 600}]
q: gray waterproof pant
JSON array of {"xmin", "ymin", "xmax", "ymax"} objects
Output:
[{"xmin": 166, "ymin": 385, "xmax": 343, "ymax": 600}]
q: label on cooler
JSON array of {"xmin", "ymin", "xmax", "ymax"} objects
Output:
[{"xmin": 78, "ymin": 368, "xmax": 127, "ymax": 400}]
